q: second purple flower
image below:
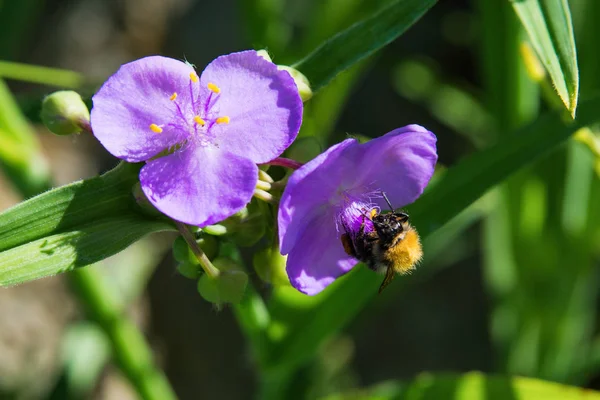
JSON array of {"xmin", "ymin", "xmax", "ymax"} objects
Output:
[
  {"xmin": 91, "ymin": 50, "xmax": 303, "ymax": 226},
  {"xmin": 278, "ymin": 126, "xmax": 437, "ymax": 295}
]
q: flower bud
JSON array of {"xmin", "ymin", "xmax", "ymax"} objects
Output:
[
  {"xmin": 256, "ymin": 50, "xmax": 272, "ymax": 63},
  {"xmin": 253, "ymin": 247, "xmax": 290, "ymax": 286},
  {"xmin": 277, "ymin": 66, "xmax": 312, "ymax": 102},
  {"xmin": 40, "ymin": 90, "xmax": 90, "ymax": 135},
  {"xmin": 177, "ymin": 261, "xmax": 200, "ymax": 279},
  {"xmin": 256, "ymin": 49, "xmax": 312, "ymax": 102},
  {"xmin": 222, "ymin": 201, "xmax": 266, "ymax": 247},
  {"xmin": 203, "ymin": 224, "xmax": 228, "ymax": 236},
  {"xmin": 197, "ymin": 259, "xmax": 248, "ymax": 305}
]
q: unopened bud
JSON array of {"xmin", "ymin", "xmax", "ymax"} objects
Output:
[
  {"xmin": 256, "ymin": 49, "xmax": 272, "ymax": 63},
  {"xmin": 253, "ymin": 247, "xmax": 290, "ymax": 286},
  {"xmin": 177, "ymin": 261, "xmax": 200, "ymax": 279},
  {"xmin": 197, "ymin": 259, "xmax": 248, "ymax": 305},
  {"xmin": 256, "ymin": 50, "xmax": 312, "ymax": 102},
  {"xmin": 222, "ymin": 201, "xmax": 266, "ymax": 247},
  {"xmin": 40, "ymin": 91, "xmax": 90, "ymax": 135},
  {"xmin": 277, "ymin": 66, "xmax": 312, "ymax": 102}
]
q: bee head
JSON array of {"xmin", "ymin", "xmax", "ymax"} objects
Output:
[{"xmin": 372, "ymin": 211, "xmax": 409, "ymax": 243}]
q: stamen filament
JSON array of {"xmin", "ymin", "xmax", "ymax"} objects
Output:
[
  {"xmin": 149, "ymin": 124, "xmax": 163, "ymax": 133},
  {"xmin": 216, "ymin": 116, "xmax": 230, "ymax": 125},
  {"xmin": 207, "ymin": 82, "xmax": 221, "ymax": 94},
  {"xmin": 194, "ymin": 116, "xmax": 206, "ymax": 126},
  {"xmin": 169, "ymin": 92, "xmax": 177, "ymax": 101}
]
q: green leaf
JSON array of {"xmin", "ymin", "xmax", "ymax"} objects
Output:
[
  {"xmin": 511, "ymin": 0, "xmax": 579, "ymax": 117},
  {"xmin": 321, "ymin": 372, "xmax": 600, "ymax": 400},
  {"xmin": 0, "ymin": 79, "xmax": 51, "ymax": 196},
  {"xmin": 294, "ymin": 0, "xmax": 437, "ymax": 92},
  {"xmin": 264, "ymin": 95, "xmax": 600, "ymax": 370},
  {"xmin": 0, "ymin": 162, "xmax": 175, "ymax": 285},
  {"xmin": 0, "ymin": 60, "xmax": 84, "ymax": 88}
]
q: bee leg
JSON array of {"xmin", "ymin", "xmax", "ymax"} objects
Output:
[
  {"xmin": 378, "ymin": 266, "xmax": 396, "ymax": 294},
  {"xmin": 353, "ymin": 215, "xmax": 371, "ymax": 260},
  {"xmin": 341, "ymin": 233, "xmax": 357, "ymax": 257},
  {"xmin": 358, "ymin": 215, "xmax": 366, "ymax": 236}
]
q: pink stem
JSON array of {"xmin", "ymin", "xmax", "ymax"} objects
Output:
[{"xmin": 263, "ymin": 157, "xmax": 304, "ymax": 170}]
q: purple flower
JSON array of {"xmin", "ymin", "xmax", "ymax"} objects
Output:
[
  {"xmin": 91, "ymin": 51, "xmax": 303, "ymax": 226},
  {"xmin": 278, "ymin": 125, "xmax": 437, "ymax": 295}
]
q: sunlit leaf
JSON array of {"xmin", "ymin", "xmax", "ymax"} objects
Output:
[
  {"xmin": 511, "ymin": 0, "xmax": 579, "ymax": 117},
  {"xmin": 0, "ymin": 162, "xmax": 175, "ymax": 285},
  {"xmin": 294, "ymin": 0, "xmax": 437, "ymax": 91},
  {"xmin": 322, "ymin": 372, "xmax": 600, "ymax": 400}
]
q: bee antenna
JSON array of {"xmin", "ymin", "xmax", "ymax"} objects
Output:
[{"xmin": 381, "ymin": 191, "xmax": 394, "ymax": 211}]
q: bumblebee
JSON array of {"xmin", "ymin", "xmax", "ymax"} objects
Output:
[{"xmin": 341, "ymin": 193, "xmax": 423, "ymax": 293}]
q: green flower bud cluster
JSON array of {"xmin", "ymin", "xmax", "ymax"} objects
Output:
[
  {"xmin": 172, "ymin": 235, "xmax": 219, "ymax": 279},
  {"xmin": 197, "ymin": 259, "xmax": 248, "ymax": 306},
  {"xmin": 253, "ymin": 247, "xmax": 289, "ymax": 286},
  {"xmin": 173, "ymin": 235, "xmax": 249, "ymax": 307}
]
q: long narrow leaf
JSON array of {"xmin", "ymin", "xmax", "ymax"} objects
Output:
[
  {"xmin": 0, "ymin": 216, "xmax": 172, "ymax": 285},
  {"xmin": 512, "ymin": 0, "xmax": 579, "ymax": 117},
  {"xmin": 322, "ymin": 372, "xmax": 600, "ymax": 399},
  {"xmin": 294, "ymin": 0, "xmax": 437, "ymax": 91},
  {"xmin": 0, "ymin": 162, "xmax": 176, "ymax": 285}
]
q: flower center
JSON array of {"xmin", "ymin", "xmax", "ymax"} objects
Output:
[
  {"xmin": 335, "ymin": 191, "xmax": 378, "ymax": 239},
  {"xmin": 147, "ymin": 72, "xmax": 231, "ymax": 148}
]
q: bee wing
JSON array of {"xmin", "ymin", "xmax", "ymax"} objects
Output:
[{"xmin": 378, "ymin": 266, "xmax": 396, "ymax": 294}]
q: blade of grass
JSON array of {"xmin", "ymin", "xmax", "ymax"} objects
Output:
[
  {"xmin": 511, "ymin": 0, "xmax": 579, "ymax": 117},
  {"xmin": 0, "ymin": 61, "xmax": 85, "ymax": 89},
  {"xmin": 294, "ymin": 0, "xmax": 437, "ymax": 92}
]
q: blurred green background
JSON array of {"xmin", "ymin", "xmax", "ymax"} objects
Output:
[{"xmin": 0, "ymin": 0, "xmax": 599, "ymax": 399}]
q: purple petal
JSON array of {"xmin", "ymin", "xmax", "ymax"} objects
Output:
[
  {"xmin": 286, "ymin": 211, "xmax": 358, "ymax": 295},
  {"xmin": 347, "ymin": 125, "xmax": 438, "ymax": 209},
  {"xmin": 199, "ymin": 50, "xmax": 303, "ymax": 163},
  {"xmin": 278, "ymin": 139, "xmax": 357, "ymax": 254},
  {"xmin": 91, "ymin": 56, "xmax": 194, "ymax": 162},
  {"xmin": 140, "ymin": 146, "xmax": 257, "ymax": 226}
]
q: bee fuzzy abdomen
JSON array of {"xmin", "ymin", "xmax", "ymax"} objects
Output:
[{"xmin": 384, "ymin": 227, "xmax": 423, "ymax": 275}]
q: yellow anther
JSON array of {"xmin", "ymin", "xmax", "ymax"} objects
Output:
[
  {"xmin": 169, "ymin": 92, "xmax": 177, "ymax": 101},
  {"xmin": 189, "ymin": 72, "xmax": 199, "ymax": 83},
  {"xmin": 207, "ymin": 82, "xmax": 221, "ymax": 94},
  {"xmin": 194, "ymin": 116, "xmax": 206, "ymax": 126},
  {"xmin": 370, "ymin": 208, "xmax": 378, "ymax": 219},
  {"xmin": 149, "ymin": 124, "xmax": 163, "ymax": 133},
  {"xmin": 216, "ymin": 116, "xmax": 230, "ymax": 125}
]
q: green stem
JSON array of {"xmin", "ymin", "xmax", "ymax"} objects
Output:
[
  {"xmin": 0, "ymin": 60, "xmax": 85, "ymax": 88},
  {"xmin": 175, "ymin": 221, "xmax": 221, "ymax": 278},
  {"xmin": 69, "ymin": 268, "xmax": 177, "ymax": 400}
]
